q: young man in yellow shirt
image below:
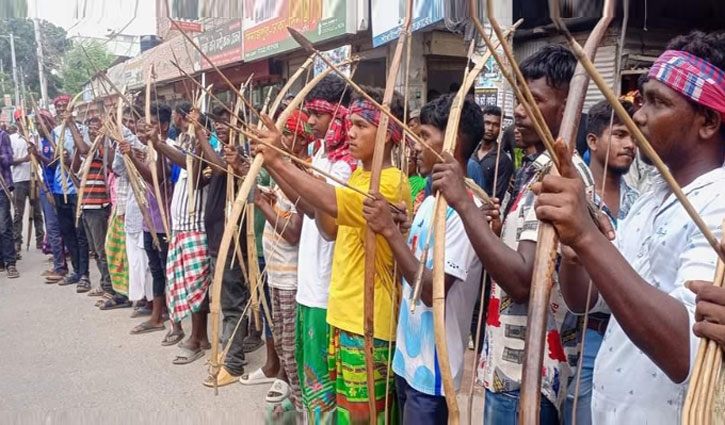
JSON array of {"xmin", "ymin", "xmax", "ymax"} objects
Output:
[{"xmin": 252, "ymin": 86, "xmax": 411, "ymax": 424}]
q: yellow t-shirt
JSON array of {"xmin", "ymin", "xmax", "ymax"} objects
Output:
[{"xmin": 327, "ymin": 166, "xmax": 412, "ymax": 341}]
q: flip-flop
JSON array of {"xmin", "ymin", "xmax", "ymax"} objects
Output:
[
  {"xmin": 172, "ymin": 346, "xmax": 204, "ymax": 365},
  {"xmin": 99, "ymin": 296, "xmax": 133, "ymax": 310},
  {"xmin": 265, "ymin": 379, "xmax": 290, "ymax": 403},
  {"xmin": 130, "ymin": 321, "xmax": 165, "ymax": 335},
  {"xmin": 161, "ymin": 329, "xmax": 185, "ymax": 346},
  {"xmin": 240, "ymin": 368, "xmax": 276, "ymax": 386}
]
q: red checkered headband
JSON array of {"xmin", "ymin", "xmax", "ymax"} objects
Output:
[
  {"xmin": 348, "ymin": 99, "xmax": 403, "ymax": 144},
  {"xmin": 649, "ymin": 50, "xmax": 725, "ymax": 115},
  {"xmin": 305, "ymin": 99, "xmax": 349, "ymax": 150}
]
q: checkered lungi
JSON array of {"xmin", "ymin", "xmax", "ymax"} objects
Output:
[{"xmin": 166, "ymin": 230, "xmax": 211, "ymax": 323}]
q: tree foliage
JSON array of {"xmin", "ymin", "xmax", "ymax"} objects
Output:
[
  {"xmin": 60, "ymin": 40, "xmax": 113, "ymax": 95},
  {"xmin": 0, "ymin": 18, "xmax": 69, "ymax": 103}
]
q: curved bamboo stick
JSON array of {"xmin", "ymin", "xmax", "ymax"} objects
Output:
[
  {"xmin": 146, "ymin": 65, "xmax": 172, "ymax": 241},
  {"xmin": 517, "ymin": 1, "xmax": 615, "ymax": 422},
  {"xmin": 358, "ymin": 1, "xmax": 413, "ymax": 420},
  {"xmin": 207, "ymin": 63, "xmax": 333, "ymax": 393}
]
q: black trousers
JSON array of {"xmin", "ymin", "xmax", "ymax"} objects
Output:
[{"xmin": 54, "ymin": 194, "xmax": 89, "ymax": 276}]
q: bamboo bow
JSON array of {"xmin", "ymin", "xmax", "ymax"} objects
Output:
[{"xmin": 145, "ymin": 64, "xmax": 172, "ymax": 242}]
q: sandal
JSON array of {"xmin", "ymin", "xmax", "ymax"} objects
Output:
[
  {"xmin": 94, "ymin": 292, "xmax": 113, "ymax": 308},
  {"xmin": 202, "ymin": 366, "xmax": 240, "ymax": 388},
  {"xmin": 130, "ymin": 321, "xmax": 165, "ymax": 335},
  {"xmin": 240, "ymin": 368, "xmax": 276, "ymax": 386},
  {"xmin": 172, "ymin": 346, "xmax": 204, "ymax": 365},
  {"xmin": 99, "ymin": 295, "xmax": 133, "ymax": 310},
  {"xmin": 87, "ymin": 287, "xmax": 106, "ymax": 297},
  {"xmin": 265, "ymin": 379, "xmax": 290, "ymax": 403},
  {"xmin": 161, "ymin": 329, "xmax": 185, "ymax": 346}
]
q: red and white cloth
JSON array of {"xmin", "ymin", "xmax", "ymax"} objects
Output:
[{"xmin": 166, "ymin": 230, "xmax": 211, "ymax": 323}]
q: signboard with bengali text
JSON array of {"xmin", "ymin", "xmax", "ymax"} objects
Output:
[{"xmin": 243, "ymin": 0, "xmax": 355, "ymax": 61}]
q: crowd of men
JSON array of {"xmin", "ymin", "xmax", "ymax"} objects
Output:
[{"xmin": 1, "ymin": 29, "xmax": 725, "ymax": 424}]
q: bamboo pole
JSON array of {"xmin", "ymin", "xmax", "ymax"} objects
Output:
[{"xmin": 515, "ymin": 1, "xmax": 616, "ymax": 422}]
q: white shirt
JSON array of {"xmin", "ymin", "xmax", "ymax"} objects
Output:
[
  {"xmin": 295, "ymin": 148, "xmax": 354, "ymax": 308},
  {"xmin": 592, "ymin": 167, "xmax": 725, "ymax": 425},
  {"xmin": 262, "ymin": 185, "xmax": 299, "ymax": 290},
  {"xmin": 9, "ymin": 133, "xmax": 30, "ymax": 183},
  {"xmin": 393, "ymin": 195, "xmax": 483, "ymax": 396}
]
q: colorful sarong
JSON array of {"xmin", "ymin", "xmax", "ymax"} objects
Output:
[
  {"xmin": 328, "ymin": 327, "xmax": 397, "ymax": 425},
  {"xmin": 105, "ymin": 213, "xmax": 128, "ymax": 297},
  {"xmin": 272, "ymin": 287, "xmax": 302, "ymax": 410},
  {"xmin": 297, "ymin": 304, "xmax": 336, "ymax": 424},
  {"xmin": 166, "ymin": 230, "xmax": 210, "ymax": 323}
]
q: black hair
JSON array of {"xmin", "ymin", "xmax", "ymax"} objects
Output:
[
  {"xmin": 519, "ymin": 44, "xmax": 576, "ymax": 91},
  {"xmin": 419, "ymin": 93, "xmax": 484, "ymax": 161},
  {"xmin": 122, "ymin": 105, "xmax": 143, "ymax": 119},
  {"xmin": 174, "ymin": 102, "xmax": 192, "ymax": 118},
  {"xmin": 636, "ymin": 72, "xmax": 648, "ymax": 93},
  {"xmin": 482, "ymin": 105, "xmax": 502, "ymax": 117},
  {"xmin": 665, "ymin": 31, "xmax": 725, "ymax": 137},
  {"xmin": 305, "ymin": 74, "xmax": 351, "ymax": 106},
  {"xmin": 148, "ymin": 102, "xmax": 172, "ymax": 124},
  {"xmin": 212, "ymin": 105, "xmax": 229, "ymax": 118},
  {"xmin": 350, "ymin": 85, "xmax": 406, "ymax": 123},
  {"xmin": 586, "ymin": 99, "xmax": 635, "ymax": 138}
]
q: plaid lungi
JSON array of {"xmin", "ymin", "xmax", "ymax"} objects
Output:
[
  {"xmin": 105, "ymin": 213, "xmax": 129, "ymax": 297},
  {"xmin": 328, "ymin": 327, "xmax": 397, "ymax": 425},
  {"xmin": 166, "ymin": 230, "xmax": 211, "ymax": 323}
]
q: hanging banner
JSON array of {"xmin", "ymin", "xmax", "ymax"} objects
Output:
[
  {"xmin": 196, "ymin": 18, "xmax": 243, "ymax": 70},
  {"xmin": 243, "ymin": 0, "xmax": 356, "ymax": 61},
  {"xmin": 371, "ymin": 0, "xmax": 444, "ymax": 48}
]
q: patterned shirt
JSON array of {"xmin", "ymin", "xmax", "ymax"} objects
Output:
[
  {"xmin": 0, "ymin": 131, "xmax": 15, "ymax": 191},
  {"xmin": 591, "ymin": 167, "xmax": 725, "ymax": 424},
  {"xmin": 111, "ymin": 127, "xmax": 137, "ymax": 216},
  {"xmin": 478, "ymin": 151, "xmax": 594, "ymax": 410}
]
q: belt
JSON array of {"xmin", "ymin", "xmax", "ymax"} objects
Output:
[{"xmin": 585, "ymin": 314, "xmax": 609, "ymax": 334}]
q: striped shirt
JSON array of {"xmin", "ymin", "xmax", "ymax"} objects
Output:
[
  {"xmin": 81, "ymin": 148, "xmax": 110, "ymax": 209},
  {"xmin": 169, "ymin": 134, "xmax": 206, "ymax": 232}
]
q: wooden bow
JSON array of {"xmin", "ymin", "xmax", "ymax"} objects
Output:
[
  {"xmin": 145, "ymin": 64, "xmax": 172, "ymax": 241},
  {"xmin": 54, "ymin": 90, "xmax": 85, "ymax": 204},
  {"xmin": 206, "ymin": 57, "xmax": 326, "ymax": 394},
  {"xmin": 358, "ymin": 1, "xmax": 413, "ymax": 421}
]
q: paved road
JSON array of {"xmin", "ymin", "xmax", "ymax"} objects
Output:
[
  {"xmin": 0, "ymin": 242, "xmax": 484, "ymax": 424},
  {"xmin": 0, "ymin": 245, "xmax": 268, "ymax": 424}
]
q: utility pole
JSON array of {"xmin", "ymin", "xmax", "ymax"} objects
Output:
[
  {"xmin": 33, "ymin": 13, "xmax": 49, "ymax": 108},
  {"xmin": 0, "ymin": 59, "xmax": 5, "ymax": 95},
  {"xmin": 9, "ymin": 34, "xmax": 20, "ymax": 108}
]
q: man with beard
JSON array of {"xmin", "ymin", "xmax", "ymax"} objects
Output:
[
  {"xmin": 560, "ymin": 99, "xmax": 639, "ymax": 425},
  {"xmin": 467, "ymin": 105, "xmax": 514, "ymax": 200}
]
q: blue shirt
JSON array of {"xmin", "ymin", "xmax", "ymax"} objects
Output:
[{"xmin": 51, "ymin": 123, "xmax": 89, "ymax": 195}]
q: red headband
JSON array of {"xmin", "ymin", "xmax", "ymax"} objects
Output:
[
  {"xmin": 649, "ymin": 50, "xmax": 725, "ymax": 115},
  {"xmin": 348, "ymin": 99, "xmax": 402, "ymax": 144}
]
